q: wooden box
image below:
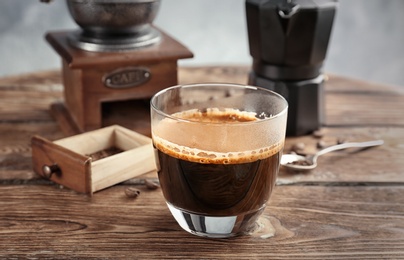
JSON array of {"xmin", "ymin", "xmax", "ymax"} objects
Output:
[
  {"xmin": 31, "ymin": 125, "xmax": 156, "ymax": 195},
  {"xmin": 46, "ymin": 30, "xmax": 193, "ymax": 132}
]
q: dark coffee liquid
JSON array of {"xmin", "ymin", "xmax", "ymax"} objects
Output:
[
  {"xmin": 155, "ymin": 149, "xmax": 280, "ymax": 216},
  {"xmin": 153, "ymin": 108, "xmax": 283, "ymax": 216}
]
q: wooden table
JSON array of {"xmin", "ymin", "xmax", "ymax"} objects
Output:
[{"xmin": 1, "ymin": 67, "xmax": 403, "ymax": 259}]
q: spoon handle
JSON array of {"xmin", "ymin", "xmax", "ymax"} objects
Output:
[{"xmin": 315, "ymin": 140, "xmax": 384, "ymax": 158}]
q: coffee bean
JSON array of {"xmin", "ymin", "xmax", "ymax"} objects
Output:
[
  {"xmin": 144, "ymin": 179, "xmax": 159, "ymax": 190},
  {"xmin": 291, "ymin": 142, "xmax": 305, "ymax": 152},
  {"xmin": 337, "ymin": 138, "xmax": 346, "ymax": 145},
  {"xmin": 125, "ymin": 187, "xmax": 141, "ymax": 198},
  {"xmin": 312, "ymin": 129, "xmax": 325, "ymax": 138},
  {"xmin": 317, "ymin": 140, "xmax": 327, "ymax": 149}
]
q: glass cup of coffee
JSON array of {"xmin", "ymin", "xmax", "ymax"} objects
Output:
[{"xmin": 150, "ymin": 83, "xmax": 288, "ymax": 238}]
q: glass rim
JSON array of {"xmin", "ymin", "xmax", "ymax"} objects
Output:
[{"xmin": 150, "ymin": 83, "xmax": 288, "ymax": 125}]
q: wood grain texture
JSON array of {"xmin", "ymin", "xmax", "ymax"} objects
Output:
[
  {"xmin": 47, "ymin": 30, "xmax": 190, "ymax": 132},
  {"xmin": 1, "ymin": 124, "xmax": 401, "ymax": 184},
  {"xmin": 279, "ymin": 126, "xmax": 404, "ymax": 184},
  {"xmin": 0, "ymin": 122, "xmax": 64, "ymax": 182},
  {"xmin": 0, "ymin": 67, "xmax": 403, "ymax": 185},
  {"xmin": 326, "ymin": 91, "xmax": 404, "ymax": 126},
  {"xmin": 46, "ymin": 31, "xmax": 193, "ymax": 69},
  {"xmin": 0, "ymin": 184, "xmax": 403, "ymax": 259},
  {"xmin": 1, "ymin": 67, "xmax": 404, "ymax": 258}
]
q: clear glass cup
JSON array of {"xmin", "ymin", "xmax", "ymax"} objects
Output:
[{"xmin": 150, "ymin": 83, "xmax": 288, "ymax": 238}]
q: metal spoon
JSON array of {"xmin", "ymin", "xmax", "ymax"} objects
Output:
[{"xmin": 281, "ymin": 140, "xmax": 384, "ymax": 171}]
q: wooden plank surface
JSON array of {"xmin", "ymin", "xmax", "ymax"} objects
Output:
[
  {"xmin": 280, "ymin": 126, "xmax": 404, "ymax": 184},
  {"xmin": 177, "ymin": 67, "xmax": 404, "ymax": 126},
  {"xmin": 1, "ymin": 67, "xmax": 403, "ymax": 184},
  {"xmin": 1, "ymin": 67, "xmax": 404, "ymax": 258},
  {"xmin": 2, "ymin": 67, "xmax": 404, "ymax": 126},
  {"xmin": 0, "ymin": 71, "xmax": 63, "ymax": 122},
  {"xmin": 0, "ymin": 184, "xmax": 403, "ymax": 259},
  {"xmin": 1, "ymin": 123, "xmax": 401, "ymax": 185}
]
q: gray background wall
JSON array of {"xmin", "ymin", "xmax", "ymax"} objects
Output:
[{"xmin": 0, "ymin": 0, "xmax": 403, "ymax": 87}]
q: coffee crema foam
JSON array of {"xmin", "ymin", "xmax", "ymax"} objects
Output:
[
  {"xmin": 170, "ymin": 108, "xmax": 259, "ymax": 123},
  {"xmin": 153, "ymin": 108, "xmax": 284, "ymax": 165},
  {"xmin": 153, "ymin": 136, "xmax": 283, "ymax": 164}
]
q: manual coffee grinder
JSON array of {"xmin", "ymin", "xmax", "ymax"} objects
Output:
[
  {"xmin": 45, "ymin": 0, "xmax": 193, "ymax": 135},
  {"xmin": 246, "ymin": 0, "xmax": 337, "ymax": 136}
]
